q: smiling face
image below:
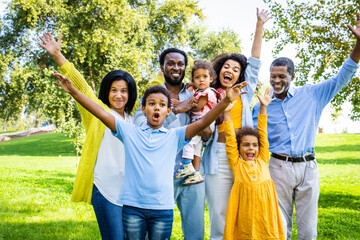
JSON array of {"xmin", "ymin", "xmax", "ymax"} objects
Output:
[
  {"xmin": 162, "ymin": 52, "xmax": 186, "ymax": 86},
  {"xmin": 270, "ymin": 66, "xmax": 294, "ymax": 100},
  {"xmin": 108, "ymin": 80, "xmax": 128, "ymax": 116},
  {"xmin": 218, "ymin": 59, "xmax": 241, "ymax": 89},
  {"xmin": 192, "ymin": 68, "xmax": 212, "ymax": 90},
  {"xmin": 239, "ymin": 135, "xmax": 259, "ymax": 161},
  {"xmin": 142, "ymin": 93, "xmax": 171, "ymax": 130}
]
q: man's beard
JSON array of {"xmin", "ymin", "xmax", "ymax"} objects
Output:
[
  {"xmin": 271, "ymin": 83, "xmax": 285, "ymax": 94},
  {"xmin": 164, "ymin": 74, "xmax": 185, "ymax": 86}
]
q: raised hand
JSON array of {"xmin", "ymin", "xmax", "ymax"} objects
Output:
[
  {"xmin": 257, "ymin": 8, "xmax": 271, "ymax": 25},
  {"xmin": 38, "ymin": 32, "xmax": 62, "ymax": 56},
  {"xmin": 257, "ymin": 87, "xmax": 275, "ymax": 107},
  {"xmin": 53, "ymin": 70, "xmax": 76, "ymax": 94},
  {"xmin": 347, "ymin": 12, "xmax": 360, "ymax": 40},
  {"xmin": 225, "ymin": 81, "xmax": 248, "ymax": 102}
]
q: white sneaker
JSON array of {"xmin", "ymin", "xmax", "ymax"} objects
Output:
[
  {"xmin": 182, "ymin": 171, "xmax": 204, "ymax": 186},
  {"xmin": 174, "ymin": 163, "xmax": 196, "ymax": 179}
]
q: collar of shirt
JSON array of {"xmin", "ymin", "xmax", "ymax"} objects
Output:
[{"xmin": 139, "ymin": 123, "xmax": 168, "ymax": 133}]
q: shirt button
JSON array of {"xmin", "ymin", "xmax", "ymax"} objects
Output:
[
  {"xmin": 250, "ymin": 164, "xmax": 254, "ymax": 167},
  {"xmin": 252, "ymin": 175, "xmax": 256, "ymax": 179}
]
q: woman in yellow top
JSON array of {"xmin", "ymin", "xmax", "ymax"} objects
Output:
[
  {"xmin": 204, "ymin": 8, "xmax": 271, "ymax": 240},
  {"xmin": 39, "ymin": 33, "xmax": 137, "ymax": 240},
  {"xmin": 222, "ymin": 88, "xmax": 284, "ymax": 240}
]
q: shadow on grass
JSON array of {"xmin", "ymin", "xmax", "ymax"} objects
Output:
[
  {"xmin": 0, "ymin": 221, "xmax": 100, "ymax": 240},
  {"xmin": 319, "ymin": 192, "xmax": 360, "ymax": 210},
  {"xmin": 316, "ymin": 158, "xmax": 360, "ymax": 165},
  {"xmin": 316, "ymin": 145, "xmax": 360, "ymax": 153},
  {"xmin": 0, "ymin": 132, "xmax": 76, "ymax": 157}
]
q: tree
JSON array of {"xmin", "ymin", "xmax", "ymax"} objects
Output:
[
  {"xmin": 264, "ymin": 0, "xmax": 360, "ymax": 120},
  {"xmin": 0, "ymin": 0, "xmax": 244, "ymax": 147}
]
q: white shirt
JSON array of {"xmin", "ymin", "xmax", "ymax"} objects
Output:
[{"xmin": 93, "ymin": 109, "xmax": 133, "ymax": 206}]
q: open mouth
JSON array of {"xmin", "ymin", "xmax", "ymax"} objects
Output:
[
  {"xmin": 223, "ymin": 74, "xmax": 232, "ymax": 83},
  {"xmin": 246, "ymin": 153, "xmax": 255, "ymax": 159},
  {"xmin": 153, "ymin": 112, "xmax": 160, "ymax": 121}
]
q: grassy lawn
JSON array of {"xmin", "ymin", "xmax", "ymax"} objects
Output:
[{"xmin": 0, "ymin": 132, "xmax": 359, "ymax": 239}]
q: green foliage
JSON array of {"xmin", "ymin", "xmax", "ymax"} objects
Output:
[
  {"xmin": 264, "ymin": 0, "xmax": 360, "ymax": 121},
  {"xmin": 188, "ymin": 26, "xmax": 242, "ymax": 61},
  {"xmin": 0, "ymin": 0, "xmax": 243, "ymax": 148}
]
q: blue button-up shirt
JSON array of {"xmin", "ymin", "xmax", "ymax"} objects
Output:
[{"xmin": 252, "ymin": 57, "xmax": 358, "ymax": 157}]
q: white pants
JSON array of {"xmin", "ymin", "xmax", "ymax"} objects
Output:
[
  {"xmin": 183, "ymin": 122, "xmax": 215, "ymax": 159},
  {"xmin": 269, "ymin": 156, "xmax": 320, "ymax": 240},
  {"xmin": 205, "ymin": 143, "xmax": 234, "ymax": 240}
]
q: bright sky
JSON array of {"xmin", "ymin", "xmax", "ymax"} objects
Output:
[
  {"xmin": 1, "ymin": 0, "xmax": 359, "ymax": 133},
  {"xmin": 197, "ymin": 0, "xmax": 360, "ymax": 134}
]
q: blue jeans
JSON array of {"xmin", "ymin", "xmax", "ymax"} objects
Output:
[
  {"xmin": 174, "ymin": 179, "xmax": 205, "ymax": 240},
  {"xmin": 122, "ymin": 205, "xmax": 173, "ymax": 240},
  {"xmin": 92, "ymin": 184, "xmax": 124, "ymax": 240}
]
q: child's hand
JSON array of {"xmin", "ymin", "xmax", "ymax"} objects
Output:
[
  {"xmin": 225, "ymin": 81, "xmax": 248, "ymax": 102},
  {"xmin": 223, "ymin": 101, "xmax": 236, "ymax": 121},
  {"xmin": 224, "ymin": 100, "xmax": 236, "ymax": 113},
  {"xmin": 53, "ymin": 71, "xmax": 76, "ymax": 94},
  {"xmin": 257, "ymin": 87, "xmax": 275, "ymax": 107},
  {"xmin": 257, "ymin": 8, "xmax": 271, "ymax": 25},
  {"xmin": 38, "ymin": 32, "xmax": 62, "ymax": 56}
]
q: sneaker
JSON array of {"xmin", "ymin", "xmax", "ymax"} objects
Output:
[
  {"xmin": 182, "ymin": 171, "xmax": 204, "ymax": 186},
  {"xmin": 174, "ymin": 163, "xmax": 196, "ymax": 179}
]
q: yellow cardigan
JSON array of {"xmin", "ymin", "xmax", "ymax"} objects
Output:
[{"xmin": 60, "ymin": 61, "xmax": 111, "ymax": 204}]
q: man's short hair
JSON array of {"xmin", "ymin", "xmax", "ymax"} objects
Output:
[
  {"xmin": 270, "ymin": 57, "xmax": 295, "ymax": 75},
  {"xmin": 159, "ymin": 48, "xmax": 188, "ymax": 67}
]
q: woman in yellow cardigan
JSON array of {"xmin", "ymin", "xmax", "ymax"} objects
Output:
[{"xmin": 39, "ymin": 33, "xmax": 137, "ymax": 240}]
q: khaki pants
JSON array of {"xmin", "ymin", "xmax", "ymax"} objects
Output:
[{"xmin": 269, "ymin": 156, "xmax": 320, "ymax": 240}]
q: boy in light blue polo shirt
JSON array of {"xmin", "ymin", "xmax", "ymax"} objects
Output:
[{"xmin": 53, "ymin": 72, "xmax": 247, "ymax": 239}]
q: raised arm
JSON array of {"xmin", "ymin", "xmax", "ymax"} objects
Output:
[
  {"xmin": 348, "ymin": 12, "xmax": 360, "ymax": 63},
  {"xmin": 256, "ymin": 88, "xmax": 274, "ymax": 162},
  {"xmin": 53, "ymin": 71, "xmax": 116, "ymax": 132},
  {"xmin": 251, "ymin": 8, "xmax": 271, "ymax": 59},
  {"xmin": 185, "ymin": 82, "xmax": 248, "ymax": 140}
]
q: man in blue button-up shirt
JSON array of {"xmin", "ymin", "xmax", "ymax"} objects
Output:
[{"xmin": 252, "ymin": 13, "xmax": 360, "ymax": 240}]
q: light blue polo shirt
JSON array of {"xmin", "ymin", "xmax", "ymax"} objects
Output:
[{"xmin": 112, "ymin": 117, "xmax": 189, "ymax": 210}]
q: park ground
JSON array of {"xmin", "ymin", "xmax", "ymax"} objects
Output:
[{"xmin": 0, "ymin": 131, "xmax": 359, "ymax": 239}]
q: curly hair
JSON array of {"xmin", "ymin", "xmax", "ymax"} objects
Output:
[
  {"xmin": 141, "ymin": 85, "xmax": 171, "ymax": 108},
  {"xmin": 235, "ymin": 126, "xmax": 260, "ymax": 149},
  {"xmin": 211, "ymin": 53, "xmax": 248, "ymax": 89},
  {"xmin": 191, "ymin": 60, "xmax": 217, "ymax": 82},
  {"xmin": 98, "ymin": 70, "xmax": 137, "ymax": 114}
]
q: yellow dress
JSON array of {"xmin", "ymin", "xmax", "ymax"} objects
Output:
[{"xmin": 223, "ymin": 115, "xmax": 284, "ymax": 240}]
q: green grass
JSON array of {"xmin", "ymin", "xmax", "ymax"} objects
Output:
[{"xmin": 0, "ymin": 133, "xmax": 359, "ymax": 239}]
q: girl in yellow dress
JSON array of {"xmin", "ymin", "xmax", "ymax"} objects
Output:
[{"xmin": 223, "ymin": 88, "xmax": 284, "ymax": 240}]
